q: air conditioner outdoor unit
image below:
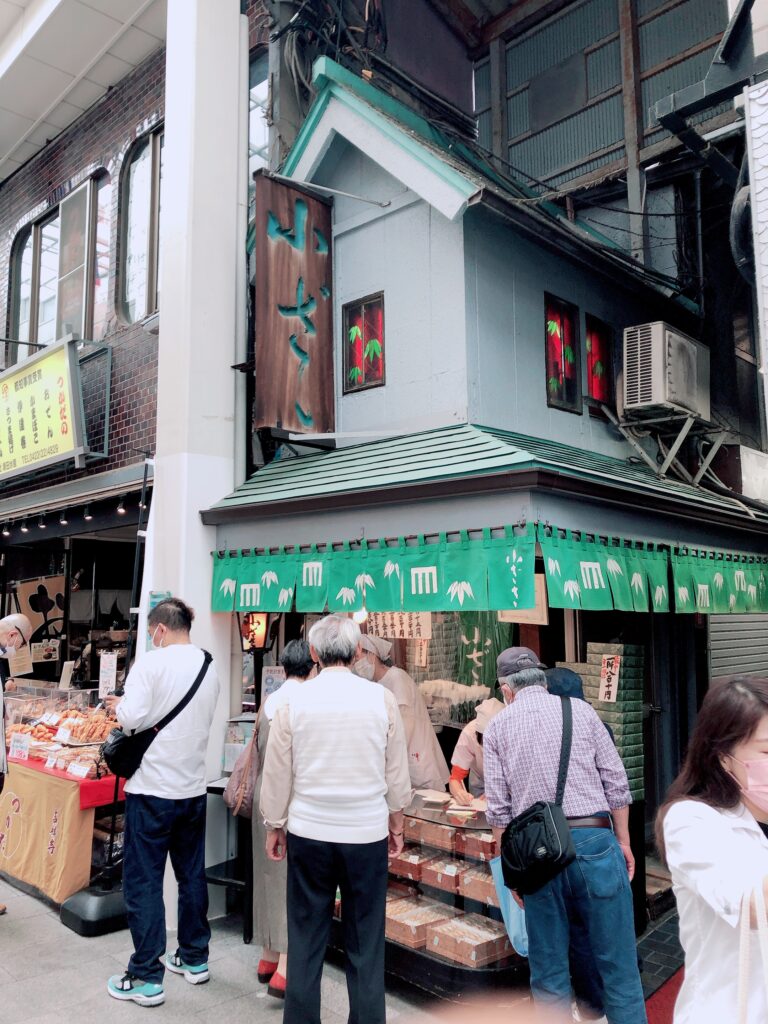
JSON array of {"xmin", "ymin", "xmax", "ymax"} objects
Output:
[{"xmin": 623, "ymin": 321, "xmax": 710, "ymax": 421}]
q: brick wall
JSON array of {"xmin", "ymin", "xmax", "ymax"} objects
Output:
[{"xmin": 0, "ymin": 1, "xmax": 269, "ymax": 502}]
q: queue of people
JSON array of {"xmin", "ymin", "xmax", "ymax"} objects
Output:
[{"xmin": 81, "ymin": 598, "xmax": 768, "ymax": 1024}]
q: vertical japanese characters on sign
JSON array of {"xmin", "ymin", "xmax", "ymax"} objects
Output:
[
  {"xmin": 599, "ymin": 654, "xmax": 621, "ymax": 703},
  {"xmin": 254, "ymin": 175, "xmax": 334, "ymax": 434}
]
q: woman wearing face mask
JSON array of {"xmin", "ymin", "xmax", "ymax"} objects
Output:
[
  {"xmin": 354, "ymin": 635, "xmax": 449, "ymax": 792},
  {"xmin": 657, "ymin": 676, "xmax": 768, "ymax": 1023}
]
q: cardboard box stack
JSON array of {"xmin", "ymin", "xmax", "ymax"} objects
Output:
[
  {"xmin": 557, "ymin": 642, "xmax": 644, "ymax": 800},
  {"xmin": 426, "ymin": 913, "xmax": 512, "ymax": 967},
  {"xmin": 459, "ymin": 863, "xmax": 499, "ymax": 907},
  {"xmin": 385, "ymin": 896, "xmax": 462, "ymax": 949}
]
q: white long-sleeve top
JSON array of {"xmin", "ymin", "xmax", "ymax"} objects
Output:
[
  {"xmin": 260, "ymin": 667, "xmax": 412, "ymax": 844},
  {"xmin": 117, "ymin": 644, "xmax": 220, "ymax": 800},
  {"xmin": 663, "ymin": 799, "xmax": 768, "ymax": 1024}
]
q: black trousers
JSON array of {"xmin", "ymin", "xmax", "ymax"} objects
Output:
[
  {"xmin": 284, "ymin": 832, "xmax": 388, "ymax": 1024},
  {"xmin": 123, "ymin": 793, "xmax": 210, "ymax": 983}
]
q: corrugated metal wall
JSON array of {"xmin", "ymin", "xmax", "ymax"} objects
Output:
[
  {"xmin": 710, "ymin": 614, "xmax": 768, "ymax": 679},
  {"xmin": 483, "ymin": 0, "xmax": 729, "ymax": 189}
]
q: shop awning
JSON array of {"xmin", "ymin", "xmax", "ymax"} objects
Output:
[
  {"xmin": 202, "ymin": 423, "xmax": 768, "ymax": 533},
  {"xmin": 211, "ymin": 524, "xmax": 768, "ymax": 616}
]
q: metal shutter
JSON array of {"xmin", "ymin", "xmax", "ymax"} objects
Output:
[{"xmin": 709, "ymin": 615, "xmax": 768, "ymax": 680}]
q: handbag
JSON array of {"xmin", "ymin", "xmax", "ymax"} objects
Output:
[
  {"xmin": 223, "ymin": 722, "xmax": 260, "ymax": 818},
  {"xmin": 101, "ymin": 650, "xmax": 212, "ymax": 779},
  {"xmin": 739, "ymin": 886, "xmax": 768, "ymax": 1024},
  {"xmin": 500, "ymin": 695, "xmax": 576, "ymax": 895}
]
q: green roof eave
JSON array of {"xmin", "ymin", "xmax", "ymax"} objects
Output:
[{"xmin": 282, "ymin": 57, "xmax": 479, "ymax": 207}]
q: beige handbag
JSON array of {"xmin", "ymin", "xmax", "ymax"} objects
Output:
[
  {"xmin": 738, "ymin": 885, "xmax": 768, "ymax": 1023},
  {"xmin": 223, "ymin": 725, "xmax": 260, "ymax": 818}
]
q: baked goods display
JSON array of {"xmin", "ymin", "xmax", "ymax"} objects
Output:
[
  {"xmin": 384, "ymin": 809, "xmax": 518, "ymax": 970},
  {"xmin": 426, "ymin": 913, "xmax": 513, "ymax": 967},
  {"xmin": 5, "ymin": 698, "xmax": 117, "ymax": 777}
]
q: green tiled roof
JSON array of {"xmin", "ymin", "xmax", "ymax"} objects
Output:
[{"xmin": 205, "ymin": 423, "xmax": 766, "ymax": 524}]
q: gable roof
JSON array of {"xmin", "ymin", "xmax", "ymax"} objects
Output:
[
  {"xmin": 281, "ymin": 57, "xmax": 698, "ymax": 314},
  {"xmin": 202, "ymin": 423, "xmax": 767, "ymax": 536}
]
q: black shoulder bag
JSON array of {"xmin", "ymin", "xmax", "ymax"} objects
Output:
[
  {"xmin": 500, "ymin": 695, "xmax": 576, "ymax": 895},
  {"xmin": 101, "ymin": 650, "xmax": 212, "ymax": 779}
]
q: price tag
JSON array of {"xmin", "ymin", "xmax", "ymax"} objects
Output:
[
  {"xmin": 59, "ymin": 661, "xmax": 75, "ymax": 690},
  {"xmin": 55, "ymin": 727, "xmax": 71, "ymax": 743},
  {"xmin": 7, "ymin": 645, "xmax": 33, "ymax": 676},
  {"xmin": 9, "ymin": 732, "xmax": 30, "ymax": 760},
  {"xmin": 66, "ymin": 762, "xmax": 90, "ymax": 778},
  {"xmin": 49, "ymin": 713, "xmax": 61, "ymax": 726},
  {"xmin": 99, "ymin": 652, "xmax": 118, "ymax": 698},
  {"xmin": 45, "ymin": 756, "xmax": 57, "ymax": 770}
]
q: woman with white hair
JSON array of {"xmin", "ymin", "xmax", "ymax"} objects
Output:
[
  {"xmin": 354, "ymin": 634, "xmax": 449, "ymax": 793},
  {"xmin": 260, "ymin": 615, "xmax": 412, "ymax": 1024}
]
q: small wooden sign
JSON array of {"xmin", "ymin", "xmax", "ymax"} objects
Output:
[
  {"xmin": 498, "ymin": 574, "xmax": 549, "ymax": 625},
  {"xmin": 599, "ymin": 654, "xmax": 621, "ymax": 703},
  {"xmin": 367, "ymin": 612, "xmax": 432, "ymax": 640}
]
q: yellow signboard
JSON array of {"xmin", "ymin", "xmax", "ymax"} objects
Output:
[{"xmin": 0, "ymin": 339, "xmax": 83, "ymax": 481}]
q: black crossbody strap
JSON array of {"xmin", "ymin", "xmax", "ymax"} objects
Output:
[
  {"xmin": 152, "ymin": 650, "xmax": 212, "ymax": 734},
  {"xmin": 554, "ymin": 695, "xmax": 572, "ymax": 807}
]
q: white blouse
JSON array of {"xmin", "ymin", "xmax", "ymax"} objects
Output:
[{"xmin": 663, "ymin": 799, "xmax": 768, "ymax": 1023}]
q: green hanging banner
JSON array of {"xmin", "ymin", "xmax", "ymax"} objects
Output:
[
  {"xmin": 363, "ymin": 541, "xmax": 406, "ymax": 612},
  {"xmin": 211, "ymin": 553, "xmax": 239, "ymax": 612},
  {"xmin": 327, "ymin": 542, "xmax": 367, "ymax": 612},
  {"xmin": 401, "ymin": 537, "xmax": 444, "ymax": 612},
  {"xmin": 235, "ymin": 556, "xmax": 261, "ymax": 612},
  {"xmin": 672, "ymin": 549, "xmax": 768, "ymax": 614},
  {"xmin": 485, "ymin": 524, "xmax": 536, "ymax": 611},
  {"xmin": 573, "ymin": 535, "xmax": 621, "ymax": 612},
  {"xmin": 457, "ymin": 611, "xmax": 512, "ymax": 689},
  {"xmin": 253, "ymin": 549, "xmax": 297, "ymax": 612},
  {"xmin": 645, "ymin": 547, "xmax": 671, "ymax": 612},
  {"xmin": 538, "ymin": 527, "xmax": 581, "ymax": 609},
  {"xmin": 295, "ymin": 546, "xmax": 329, "ymax": 612},
  {"xmin": 622, "ymin": 544, "xmax": 651, "ymax": 612},
  {"xmin": 671, "ymin": 552, "xmax": 697, "ymax": 613},
  {"xmin": 439, "ymin": 532, "xmax": 487, "ymax": 612},
  {"xmin": 603, "ymin": 541, "xmax": 634, "ymax": 612}
]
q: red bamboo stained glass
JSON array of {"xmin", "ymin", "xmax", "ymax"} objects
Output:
[
  {"xmin": 586, "ymin": 315, "xmax": 612, "ymax": 403},
  {"xmin": 343, "ymin": 293, "xmax": 385, "ymax": 393},
  {"xmin": 545, "ymin": 294, "xmax": 581, "ymax": 412}
]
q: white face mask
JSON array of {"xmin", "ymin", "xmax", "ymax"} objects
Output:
[
  {"xmin": 354, "ymin": 656, "xmax": 375, "ymax": 681},
  {"xmin": 150, "ymin": 625, "xmax": 164, "ymax": 649}
]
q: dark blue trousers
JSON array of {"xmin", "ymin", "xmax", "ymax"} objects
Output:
[
  {"xmin": 285, "ymin": 833, "xmax": 388, "ymax": 1024},
  {"xmin": 123, "ymin": 793, "xmax": 210, "ymax": 983}
]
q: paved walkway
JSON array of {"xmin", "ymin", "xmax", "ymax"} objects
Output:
[{"xmin": 0, "ymin": 876, "xmax": 453, "ymax": 1024}]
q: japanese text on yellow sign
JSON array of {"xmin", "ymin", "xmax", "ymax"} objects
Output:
[{"xmin": 0, "ymin": 345, "xmax": 76, "ymax": 479}]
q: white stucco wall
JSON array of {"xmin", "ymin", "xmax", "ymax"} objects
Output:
[{"xmin": 312, "ymin": 139, "xmax": 468, "ymax": 438}]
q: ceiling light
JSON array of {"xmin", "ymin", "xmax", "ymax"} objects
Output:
[
  {"xmin": 1, "ymin": 523, "xmax": 9, "ymax": 537},
  {"xmin": 83, "ymin": 506, "xmax": 93, "ymax": 522},
  {"xmin": 59, "ymin": 510, "xmax": 68, "ymax": 526},
  {"xmin": 38, "ymin": 514, "xmax": 46, "ymax": 529},
  {"xmin": 116, "ymin": 497, "xmax": 126, "ymax": 515},
  {"xmin": 20, "ymin": 520, "xmax": 29, "ymax": 533}
]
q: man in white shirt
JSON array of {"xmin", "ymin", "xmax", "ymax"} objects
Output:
[
  {"xmin": 261, "ymin": 614, "xmax": 412, "ymax": 1024},
  {"xmin": 104, "ymin": 598, "xmax": 220, "ymax": 1007}
]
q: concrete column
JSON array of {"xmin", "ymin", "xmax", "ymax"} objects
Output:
[{"xmin": 146, "ymin": 0, "xmax": 248, "ymax": 923}]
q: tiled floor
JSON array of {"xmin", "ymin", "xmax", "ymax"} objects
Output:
[
  {"xmin": 0, "ymin": 877, "xmax": 445, "ymax": 1024},
  {"xmin": 638, "ymin": 908, "xmax": 684, "ymax": 999}
]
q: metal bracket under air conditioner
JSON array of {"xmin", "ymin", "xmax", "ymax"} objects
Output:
[{"xmin": 600, "ymin": 404, "xmax": 728, "ymax": 483}]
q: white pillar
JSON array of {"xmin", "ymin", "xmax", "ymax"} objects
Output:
[{"xmin": 149, "ymin": 0, "xmax": 248, "ymax": 923}]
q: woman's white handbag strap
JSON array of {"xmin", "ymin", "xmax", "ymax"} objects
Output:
[{"xmin": 739, "ymin": 886, "xmax": 768, "ymax": 1024}]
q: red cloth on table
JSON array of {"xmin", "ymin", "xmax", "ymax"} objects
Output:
[{"xmin": 9, "ymin": 756, "xmax": 125, "ymax": 808}]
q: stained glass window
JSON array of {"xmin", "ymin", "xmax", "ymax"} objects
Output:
[
  {"xmin": 343, "ymin": 293, "xmax": 385, "ymax": 393},
  {"xmin": 585, "ymin": 314, "xmax": 613, "ymax": 403},
  {"xmin": 545, "ymin": 293, "xmax": 581, "ymax": 412}
]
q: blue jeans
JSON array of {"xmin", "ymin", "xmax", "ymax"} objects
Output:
[
  {"xmin": 523, "ymin": 828, "xmax": 647, "ymax": 1024},
  {"xmin": 123, "ymin": 793, "xmax": 211, "ymax": 984}
]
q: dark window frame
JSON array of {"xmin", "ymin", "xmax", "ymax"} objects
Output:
[
  {"xmin": 342, "ymin": 292, "xmax": 386, "ymax": 395},
  {"xmin": 119, "ymin": 127, "xmax": 163, "ymax": 324},
  {"xmin": 545, "ymin": 292, "xmax": 582, "ymax": 414}
]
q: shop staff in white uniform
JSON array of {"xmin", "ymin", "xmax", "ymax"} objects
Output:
[
  {"xmin": 658, "ymin": 675, "xmax": 768, "ymax": 1024},
  {"xmin": 354, "ymin": 634, "xmax": 449, "ymax": 792},
  {"xmin": 448, "ymin": 697, "xmax": 504, "ymax": 805}
]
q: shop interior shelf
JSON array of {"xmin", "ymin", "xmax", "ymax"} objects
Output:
[{"xmin": 205, "ymin": 858, "xmax": 247, "ymax": 890}]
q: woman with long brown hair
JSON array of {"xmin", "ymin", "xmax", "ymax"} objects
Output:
[{"xmin": 656, "ymin": 675, "xmax": 768, "ymax": 1023}]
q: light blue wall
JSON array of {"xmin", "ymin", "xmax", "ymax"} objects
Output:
[
  {"xmin": 312, "ymin": 138, "xmax": 468, "ymax": 440},
  {"xmin": 463, "ymin": 205, "xmax": 683, "ymax": 458}
]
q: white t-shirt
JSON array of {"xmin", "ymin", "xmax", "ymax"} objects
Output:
[
  {"xmin": 451, "ymin": 721, "xmax": 484, "ymax": 795},
  {"xmin": 378, "ymin": 666, "xmax": 449, "ymax": 791},
  {"xmin": 117, "ymin": 644, "xmax": 220, "ymax": 800},
  {"xmin": 264, "ymin": 677, "xmax": 302, "ymax": 721},
  {"xmin": 664, "ymin": 799, "xmax": 768, "ymax": 1024}
]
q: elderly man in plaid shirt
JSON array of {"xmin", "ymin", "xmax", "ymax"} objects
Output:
[{"xmin": 484, "ymin": 648, "xmax": 646, "ymax": 1024}]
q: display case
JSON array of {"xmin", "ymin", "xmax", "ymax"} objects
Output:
[{"xmin": 330, "ymin": 794, "xmax": 527, "ymax": 997}]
